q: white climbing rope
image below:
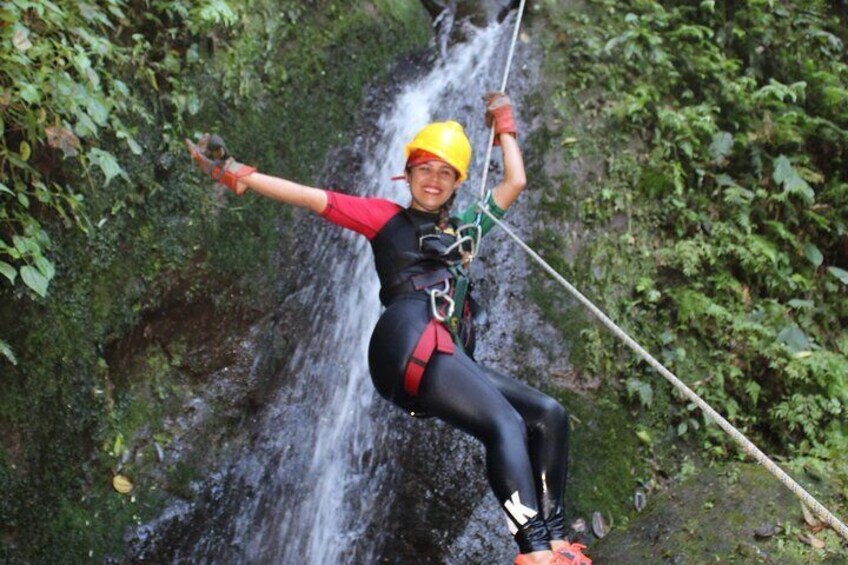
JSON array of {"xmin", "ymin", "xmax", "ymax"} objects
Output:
[
  {"xmin": 476, "ymin": 0, "xmax": 848, "ymax": 542},
  {"xmin": 477, "ymin": 205, "xmax": 848, "ymax": 543},
  {"xmin": 478, "ymin": 0, "xmax": 527, "ymax": 200}
]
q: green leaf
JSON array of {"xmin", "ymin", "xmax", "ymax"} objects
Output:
[
  {"xmin": 19, "ymin": 82, "xmax": 41, "ymax": 104},
  {"xmin": 0, "ymin": 260, "xmax": 16, "ymax": 283},
  {"xmin": 88, "ymin": 148, "xmax": 126, "ymax": 186},
  {"xmin": 745, "ymin": 380, "xmax": 761, "ymax": 405},
  {"xmin": 828, "ymin": 266, "xmax": 848, "ymax": 285},
  {"xmin": 636, "ymin": 429, "xmax": 653, "ymax": 446},
  {"xmin": 20, "ymin": 265, "xmax": 48, "ymax": 297},
  {"xmin": 773, "ymin": 155, "xmax": 814, "ymax": 204},
  {"xmin": 0, "ymin": 339, "xmax": 16, "ymax": 366},
  {"xmin": 709, "ymin": 131, "xmax": 733, "ymax": 163},
  {"xmin": 777, "ymin": 325, "xmax": 812, "ymax": 353},
  {"xmin": 74, "ymin": 109, "xmax": 99, "ymax": 138},
  {"xmin": 126, "ymin": 137, "xmax": 143, "ymax": 155},
  {"xmin": 34, "ymin": 256, "xmax": 55, "ymax": 280},
  {"xmin": 86, "ymin": 96, "xmax": 110, "ymax": 126},
  {"xmin": 626, "ymin": 378, "xmax": 653, "ymax": 408},
  {"xmin": 13, "ymin": 235, "xmax": 38, "ymax": 255},
  {"xmin": 803, "ymin": 243, "xmax": 823, "ymax": 267}
]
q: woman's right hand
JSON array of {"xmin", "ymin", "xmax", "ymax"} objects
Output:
[{"xmin": 184, "ymin": 133, "xmax": 256, "ymax": 195}]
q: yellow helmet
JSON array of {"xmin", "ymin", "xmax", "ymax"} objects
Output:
[{"xmin": 405, "ymin": 121, "xmax": 472, "ymax": 181}]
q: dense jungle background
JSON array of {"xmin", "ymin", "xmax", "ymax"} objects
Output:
[{"xmin": 1, "ymin": 0, "xmax": 846, "ymax": 563}]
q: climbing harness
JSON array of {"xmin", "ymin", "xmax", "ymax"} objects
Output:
[{"xmin": 474, "ymin": 0, "xmax": 848, "ymax": 542}]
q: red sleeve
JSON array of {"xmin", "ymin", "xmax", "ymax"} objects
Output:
[{"xmin": 318, "ymin": 190, "xmax": 401, "ymax": 240}]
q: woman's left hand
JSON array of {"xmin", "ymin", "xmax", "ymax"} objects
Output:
[{"xmin": 483, "ymin": 91, "xmax": 517, "ymax": 144}]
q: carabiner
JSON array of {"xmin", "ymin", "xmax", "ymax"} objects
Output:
[{"xmin": 428, "ymin": 280, "xmax": 455, "ymax": 322}]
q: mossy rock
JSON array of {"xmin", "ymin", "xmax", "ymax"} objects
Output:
[
  {"xmin": 592, "ymin": 462, "xmax": 848, "ymax": 564},
  {"xmin": 564, "ymin": 391, "xmax": 649, "ymax": 526}
]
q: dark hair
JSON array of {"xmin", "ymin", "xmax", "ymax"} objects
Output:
[{"xmin": 437, "ymin": 191, "xmax": 457, "ymax": 230}]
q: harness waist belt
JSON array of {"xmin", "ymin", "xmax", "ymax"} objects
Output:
[{"xmin": 383, "ymin": 267, "xmax": 452, "ymax": 303}]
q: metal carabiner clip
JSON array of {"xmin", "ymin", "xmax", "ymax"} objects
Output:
[
  {"xmin": 428, "ymin": 280, "xmax": 455, "ymax": 322},
  {"xmin": 442, "ymin": 234, "xmax": 476, "ymax": 257},
  {"xmin": 448, "ymin": 223, "xmax": 482, "ymax": 262}
]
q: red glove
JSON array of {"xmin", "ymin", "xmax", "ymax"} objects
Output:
[
  {"xmin": 484, "ymin": 91, "xmax": 517, "ymax": 146},
  {"xmin": 184, "ymin": 133, "xmax": 256, "ymax": 195}
]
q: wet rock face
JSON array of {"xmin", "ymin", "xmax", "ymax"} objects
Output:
[
  {"xmin": 420, "ymin": 1, "xmax": 520, "ymax": 23},
  {"xmin": 376, "ymin": 411, "xmax": 490, "ymax": 563},
  {"xmin": 420, "ymin": 0, "xmax": 524, "ymax": 53}
]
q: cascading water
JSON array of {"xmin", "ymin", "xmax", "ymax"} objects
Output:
[
  {"xmin": 131, "ymin": 5, "xmax": 536, "ymax": 563},
  {"xmin": 267, "ymin": 20, "xmax": 511, "ymax": 561}
]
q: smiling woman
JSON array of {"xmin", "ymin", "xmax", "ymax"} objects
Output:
[{"xmin": 185, "ymin": 91, "xmax": 589, "ymax": 565}]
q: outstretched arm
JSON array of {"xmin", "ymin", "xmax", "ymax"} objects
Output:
[
  {"xmin": 236, "ymin": 173, "xmax": 328, "ymax": 214},
  {"xmin": 185, "ymin": 134, "xmax": 327, "ymax": 214}
]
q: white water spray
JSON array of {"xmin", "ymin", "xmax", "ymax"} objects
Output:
[{"xmin": 256, "ymin": 20, "xmax": 515, "ymax": 564}]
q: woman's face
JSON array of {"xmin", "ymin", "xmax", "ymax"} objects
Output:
[{"xmin": 407, "ymin": 159, "xmax": 462, "ymax": 212}]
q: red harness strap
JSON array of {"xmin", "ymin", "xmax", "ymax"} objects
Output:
[{"xmin": 403, "ymin": 319, "xmax": 455, "ymax": 396}]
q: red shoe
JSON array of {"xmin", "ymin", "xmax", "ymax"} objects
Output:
[
  {"xmin": 514, "ymin": 554, "xmax": 542, "ymax": 565},
  {"xmin": 552, "ymin": 542, "xmax": 592, "ymax": 565},
  {"xmin": 184, "ymin": 133, "xmax": 255, "ymax": 195}
]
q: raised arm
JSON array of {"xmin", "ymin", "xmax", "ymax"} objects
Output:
[
  {"xmin": 483, "ymin": 93, "xmax": 527, "ymax": 212},
  {"xmin": 185, "ymin": 134, "xmax": 327, "ymax": 214},
  {"xmin": 491, "ymin": 130, "xmax": 526, "ymax": 211}
]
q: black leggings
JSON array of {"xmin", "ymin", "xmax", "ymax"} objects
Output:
[
  {"xmin": 417, "ymin": 349, "xmax": 569, "ymax": 554},
  {"xmin": 368, "ymin": 296, "xmax": 569, "ymax": 553}
]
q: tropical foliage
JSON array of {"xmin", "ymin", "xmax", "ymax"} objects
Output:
[
  {"xmin": 0, "ymin": 1, "xmax": 427, "ymax": 561},
  {"xmin": 536, "ymin": 0, "xmax": 847, "ymax": 457}
]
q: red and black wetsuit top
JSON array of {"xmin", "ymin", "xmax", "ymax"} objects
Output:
[{"xmin": 320, "ymin": 190, "xmax": 493, "ymax": 306}]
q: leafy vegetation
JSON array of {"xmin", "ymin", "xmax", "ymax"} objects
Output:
[
  {"xmin": 534, "ymin": 0, "xmax": 847, "ymax": 461},
  {"xmin": 0, "ymin": 1, "xmax": 428, "ymax": 561}
]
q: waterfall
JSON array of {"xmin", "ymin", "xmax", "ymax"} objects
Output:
[
  {"xmin": 266, "ymin": 21, "xmax": 511, "ymax": 562},
  {"xmin": 131, "ymin": 5, "xmax": 529, "ymax": 563}
]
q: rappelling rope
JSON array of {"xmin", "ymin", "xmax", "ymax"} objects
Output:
[
  {"xmin": 478, "ymin": 0, "xmax": 527, "ymax": 200},
  {"xmin": 475, "ymin": 0, "xmax": 848, "ymax": 543},
  {"xmin": 477, "ymin": 205, "xmax": 848, "ymax": 542}
]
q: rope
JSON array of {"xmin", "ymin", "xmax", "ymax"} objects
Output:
[
  {"xmin": 478, "ymin": 0, "xmax": 528, "ymax": 200},
  {"xmin": 476, "ymin": 205, "xmax": 848, "ymax": 542},
  {"xmin": 473, "ymin": 0, "xmax": 848, "ymax": 541}
]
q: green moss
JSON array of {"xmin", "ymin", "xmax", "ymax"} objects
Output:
[
  {"xmin": 562, "ymin": 389, "xmax": 649, "ymax": 526},
  {"xmin": 593, "ymin": 462, "xmax": 848, "ymax": 563},
  {"xmin": 167, "ymin": 458, "xmax": 204, "ymax": 501}
]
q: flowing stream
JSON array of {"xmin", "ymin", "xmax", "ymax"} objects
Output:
[{"xmin": 135, "ymin": 5, "xmax": 529, "ymax": 563}]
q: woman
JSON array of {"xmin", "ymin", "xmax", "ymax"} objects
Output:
[{"xmin": 185, "ymin": 93, "xmax": 591, "ymax": 565}]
